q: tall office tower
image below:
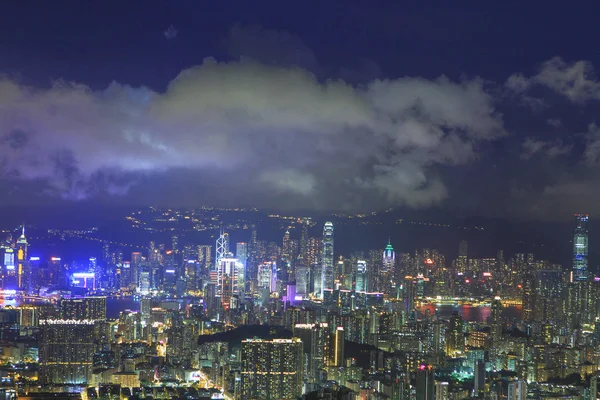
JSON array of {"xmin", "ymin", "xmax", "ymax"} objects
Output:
[
  {"xmin": 331, "ymin": 326, "xmax": 344, "ymax": 367},
  {"xmin": 60, "ymin": 297, "xmax": 107, "ymax": 320},
  {"xmin": 507, "ymin": 380, "xmax": 527, "ymax": 400},
  {"xmin": 197, "ymin": 245, "xmax": 212, "ymax": 274},
  {"xmin": 573, "ymin": 214, "xmax": 589, "ymax": 281},
  {"xmin": 455, "ymin": 240, "xmax": 468, "ymax": 273},
  {"xmin": 240, "ymin": 338, "xmax": 303, "ymax": 400},
  {"xmin": 258, "ymin": 261, "xmax": 277, "ymax": 292},
  {"xmin": 383, "ymin": 240, "xmax": 395, "ymax": 272},
  {"xmin": 216, "ymin": 256, "xmax": 243, "ymax": 310},
  {"xmin": 293, "ymin": 323, "xmax": 328, "ymax": 381},
  {"xmin": 355, "ymin": 260, "xmax": 368, "ymax": 292},
  {"xmin": 416, "ymin": 364, "xmax": 434, "ymax": 400},
  {"xmin": 474, "ymin": 360, "xmax": 485, "ymax": 393},
  {"xmin": 16, "ymin": 226, "xmax": 28, "ymax": 291},
  {"xmin": 236, "ymin": 242, "xmax": 248, "ymax": 269},
  {"xmin": 321, "ymin": 222, "xmax": 334, "ymax": 298},
  {"xmin": 39, "ymin": 319, "xmax": 96, "ymax": 384},
  {"xmin": 247, "ymin": 224, "xmax": 258, "ymax": 277},
  {"xmin": 299, "ymin": 220, "xmax": 309, "ymax": 266},
  {"xmin": 295, "ymin": 265, "xmax": 310, "ymax": 297},
  {"xmin": 171, "ymin": 235, "xmax": 178, "ymax": 253},
  {"xmin": 522, "ymin": 270, "xmax": 536, "ymax": 322},
  {"xmin": 591, "ymin": 375, "xmax": 598, "ymax": 400},
  {"xmin": 215, "ymin": 228, "xmax": 228, "ymax": 266},
  {"xmin": 282, "ymin": 231, "xmax": 291, "ymax": 261},
  {"xmin": 435, "ymin": 381, "xmax": 449, "ymax": 400},
  {"xmin": 131, "ymin": 252, "xmax": 142, "ymax": 289},
  {"xmin": 445, "ymin": 312, "xmax": 464, "ymax": 357}
]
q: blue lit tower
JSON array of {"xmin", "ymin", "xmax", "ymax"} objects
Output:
[
  {"xmin": 321, "ymin": 222, "xmax": 334, "ymax": 298},
  {"xmin": 573, "ymin": 214, "xmax": 589, "ymax": 282}
]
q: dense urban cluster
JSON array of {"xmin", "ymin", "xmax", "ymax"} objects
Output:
[{"xmin": 0, "ymin": 214, "xmax": 596, "ymax": 399}]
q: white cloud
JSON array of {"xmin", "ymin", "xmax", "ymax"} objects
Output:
[
  {"xmin": 507, "ymin": 57, "xmax": 600, "ymax": 103},
  {"xmin": 0, "ymin": 58, "xmax": 505, "ymax": 210},
  {"xmin": 521, "ymin": 138, "xmax": 572, "ymax": 159}
]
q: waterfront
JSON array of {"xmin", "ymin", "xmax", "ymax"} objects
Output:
[{"xmin": 418, "ymin": 304, "xmax": 522, "ymax": 322}]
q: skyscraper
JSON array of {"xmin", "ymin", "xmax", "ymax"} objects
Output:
[
  {"xmin": 60, "ymin": 297, "xmax": 107, "ymax": 320},
  {"xmin": 215, "ymin": 227, "xmax": 229, "ymax": 266},
  {"xmin": 321, "ymin": 222, "xmax": 334, "ymax": 298},
  {"xmin": 573, "ymin": 214, "xmax": 589, "ymax": 281},
  {"xmin": 355, "ymin": 260, "xmax": 367, "ymax": 292},
  {"xmin": 383, "ymin": 240, "xmax": 395, "ymax": 272},
  {"xmin": 236, "ymin": 242, "xmax": 248, "ymax": 269},
  {"xmin": 507, "ymin": 380, "xmax": 527, "ymax": 400},
  {"xmin": 332, "ymin": 326, "xmax": 344, "ymax": 367},
  {"xmin": 435, "ymin": 381, "xmax": 449, "ymax": 400},
  {"xmin": 416, "ymin": 364, "xmax": 434, "ymax": 400},
  {"xmin": 39, "ymin": 319, "xmax": 96, "ymax": 384},
  {"xmin": 241, "ymin": 338, "xmax": 303, "ymax": 400},
  {"xmin": 15, "ymin": 226, "xmax": 28, "ymax": 291},
  {"xmin": 216, "ymin": 256, "xmax": 244, "ymax": 310}
]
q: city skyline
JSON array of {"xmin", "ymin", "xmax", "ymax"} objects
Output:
[{"xmin": 3, "ymin": 2, "xmax": 600, "ymax": 399}]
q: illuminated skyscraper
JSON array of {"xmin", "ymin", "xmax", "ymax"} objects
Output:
[
  {"xmin": 16, "ymin": 226, "xmax": 27, "ymax": 290},
  {"xmin": 241, "ymin": 338, "xmax": 303, "ymax": 400},
  {"xmin": 216, "ymin": 256, "xmax": 244, "ymax": 310},
  {"xmin": 355, "ymin": 260, "xmax": 367, "ymax": 292},
  {"xmin": 258, "ymin": 261, "xmax": 277, "ymax": 292},
  {"xmin": 215, "ymin": 227, "xmax": 229, "ymax": 266},
  {"xmin": 60, "ymin": 297, "xmax": 107, "ymax": 320},
  {"xmin": 507, "ymin": 380, "xmax": 527, "ymax": 400},
  {"xmin": 332, "ymin": 326, "xmax": 344, "ymax": 367},
  {"xmin": 383, "ymin": 240, "xmax": 395, "ymax": 272},
  {"xmin": 416, "ymin": 364, "xmax": 434, "ymax": 400},
  {"xmin": 236, "ymin": 242, "xmax": 248, "ymax": 269},
  {"xmin": 320, "ymin": 222, "xmax": 334, "ymax": 298},
  {"xmin": 39, "ymin": 319, "xmax": 96, "ymax": 384},
  {"xmin": 573, "ymin": 214, "xmax": 589, "ymax": 281}
]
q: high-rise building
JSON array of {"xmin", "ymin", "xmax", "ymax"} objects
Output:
[
  {"xmin": 236, "ymin": 242, "xmax": 248, "ymax": 269},
  {"xmin": 294, "ymin": 323, "xmax": 329, "ymax": 381},
  {"xmin": 216, "ymin": 257, "xmax": 244, "ymax": 310},
  {"xmin": 416, "ymin": 364, "xmax": 434, "ymax": 400},
  {"xmin": 16, "ymin": 226, "xmax": 28, "ymax": 291},
  {"xmin": 445, "ymin": 312, "xmax": 464, "ymax": 356},
  {"xmin": 39, "ymin": 319, "xmax": 96, "ymax": 384},
  {"xmin": 355, "ymin": 260, "xmax": 367, "ymax": 292},
  {"xmin": 241, "ymin": 338, "xmax": 303, "ymax": 400},
  {"xmin": 60, "ymin": 297, "xmax": 107, "ymax": 320},
  {"xmin": 215, "ymin": 228, "xmax": 229, "ymax": 266},
  {"xmin": 507, "ymin": 380, "xmax": 527, "ymax": 400},
  {"xmin": 435, "ymin": 381, "xmax": 449, "ymax": 400},
  {"xmin": 573, "ymin": 214, "xmax": 589, "ymax": 281},
  {"xmin": 331, "ymin": 326, "xmax": 344, "ymax": 367},
  {"xmin": 258, "ymin": 261, "xmax": 277, "ymax": 292},
  {"xmin": 321, "ymin": 222, "xmax": 334, "ymax": 298},
  {"xmin": 383, "ymin": 240, "xmax": 395, "ymax": 272}
]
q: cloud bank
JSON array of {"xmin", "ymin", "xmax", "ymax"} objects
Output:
[{"xmin": 0, "ymin": 57, "xmax": 505, "ymax": 211}]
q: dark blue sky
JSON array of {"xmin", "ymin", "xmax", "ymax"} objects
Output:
[
  {"xmin": 1, "ymin": 1, "xmax": 600, "ymax": 220},
  {"xmin": 2, "ymin": 2, "xmax": 598, "ymax": 87}
]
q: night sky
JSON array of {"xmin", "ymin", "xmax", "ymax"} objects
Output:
[{"xmin": 2, "ymin": 1, "xmax": 600, "ymax": 220}]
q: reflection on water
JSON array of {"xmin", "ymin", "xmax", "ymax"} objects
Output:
[
  {"xmin": 106, "ymin": 297, "xmax": 139, "ymax": 318},
  {"xmin": 418, "ymin": 304, "xmax": 522, "ymax": 322}
]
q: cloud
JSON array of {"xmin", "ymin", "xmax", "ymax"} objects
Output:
[
  {"xmin": 0, "ymin": 58, "xmax": 505, "ymax": 211},
  {"xmin": 583, "ymin": 123, "xmax": 600, "ymax": 166},
  {"xmin": 507, "ymin": 57, "xmax": 600, "ymax": 103},
  {"xmin": 521, "ymin": 138, "xmax": 572, "ymax": 159},
  {"xmin": 164, "ymin": 25, "xmax": 178, "ymax": 40}
]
